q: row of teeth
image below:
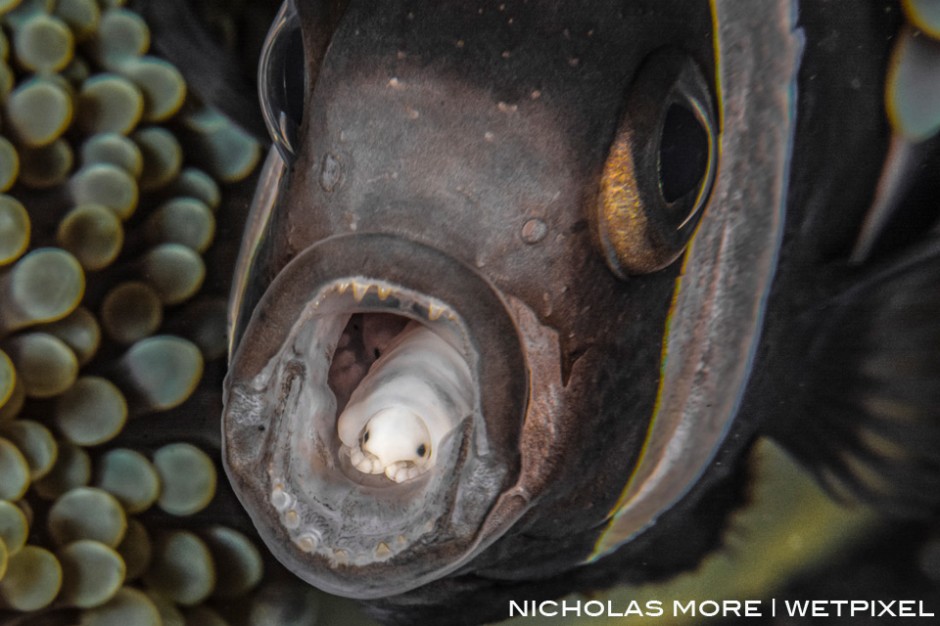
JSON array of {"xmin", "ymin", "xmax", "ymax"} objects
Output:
[
  {"xmin": 331, "ymin": 279, "xmax": 454, "ymax": 322},
  {"xmin": 269, "ymin": 482, "xmax": 424, "ymax": 564}
]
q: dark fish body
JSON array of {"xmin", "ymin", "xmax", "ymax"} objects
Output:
[{"xmin": 220, "ymin": 1, "xmax": 940, "ymax": 624}]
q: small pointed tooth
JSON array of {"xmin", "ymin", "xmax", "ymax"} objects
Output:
[
  {"xmin": 375, "ymin": 542, "xmax": 392, "ymax": 559},
  {"xmin": 376, "ymin": 285, "xmax": 392, "ymax": 300},
  {"xmin": 270, "ymin": 487, "xmax": 292, "ymax": 512},
  {"xmin": 336, "ymin": 281, "xmax": 350, "ymax": 294},
  {"xmin": 428, "ymin": 303, "xmax": 444, "ymax": 321},
  {"xmin": 333, "ymin": 549, "xmax": 349, "ymax": 565},
  {"xmin": 351, "ymin": 281, "xmax": 370, "ymax": 302},
  {"xmin": 297, "ymin": 533, "xmax": 319, "ymax": 553},
  {"xmin": 284, "ymin": 509, "xmax": 300, "ymax": 529}
]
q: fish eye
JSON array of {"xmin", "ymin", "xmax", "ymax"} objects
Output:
[
  {"xmin": 595, "ymin": 47, "xmax": 718, "ymax": 276},
  {"xmin": 659, "ymin": 103, "xmax": 710, "ymax": 204},
  {"xmin": 259, "ymin": 0, "xmax": 306, "ymax": 160}
]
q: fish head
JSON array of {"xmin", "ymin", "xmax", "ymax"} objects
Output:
[{"xmin": 223, "ymin": 0, "xmax": 799, "ymax": 604}]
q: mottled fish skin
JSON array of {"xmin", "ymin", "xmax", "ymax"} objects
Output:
[{"xmin": 221, "ymin": 1, "xmax": 940, "ymax": 624}]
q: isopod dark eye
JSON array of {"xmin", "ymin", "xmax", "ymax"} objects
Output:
[
  {"xmin": 259, "ymin": 0, "xmax": 306, "ymax": 160},
  {"xmin": 595, "ymin": 48, "xmax": 717, "ymax": 276},
  {"xmin": 417, "ymin": 444, "xmax": 427, "ymax": 457},
  {"xmin": 363, "ymin": 431, "xmax": 370, "ymax": 443}
]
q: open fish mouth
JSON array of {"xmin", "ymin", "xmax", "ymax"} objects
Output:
[
  {"xmin": 284, "ymin": 276, "xmax": 478, "ymax": 488},
  {"xmin": 223, "ymin": 233, "xmax": 528, "ymax": 598}
]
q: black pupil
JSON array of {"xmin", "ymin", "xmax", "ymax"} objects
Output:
[
  {"xmin": 282, "ymin": 29, "xmax": 306, "ymax": 130},
  {"xmin": 417, "ymin": 444, "xmax": 426, "ymax": 457},
  {"xmin": 658, "ymin": 103, "xmax": 709, "ymax": 204}
]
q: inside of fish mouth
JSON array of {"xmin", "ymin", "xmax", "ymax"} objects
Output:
[
  {"xmin": 312, "ymin": 279, "xmax": 476, "ymax": 487},
  {"xmin": 327, "ymin": 312, "xmax": 408, "ymax": 416}
]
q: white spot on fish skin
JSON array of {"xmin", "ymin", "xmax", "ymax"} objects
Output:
[
  {"xmin": 568, "ymin": 57, "xmax": 580, "ymax": 67},
  {"xmin": 530, "ymin": 89, "xmax": 542, "ymax": 100},
  {"xmin": 397, "ymin": 50, "xmax": 407, "ymax": 60},
  {"xmin": 388, "ymin": 77, "xmax": 404, "ymax": 90},
  {"xmin": 521, "ymin": 218, "xmax": 548, "ymax": 244},
  {"xmin": 319, "ymin": 154, "xmax": 343, "ymax": 192},
  {"xmin": 484, "ymin": 131, "xmax": 495, "ymax": 142},
  {"xmin": 497, "ymin": 101, "xmax": 518, "ymax": 113},
  {"xmin": 405, "ymin": 106, "xmax": 420, "ymax": 120},
  {"xmin": 501, "ymin": 50, "xmax": 511, "ymax": 59},
  {"xmin": 456, "ymin": 39, "xmax": 465, "ymax": 48}
]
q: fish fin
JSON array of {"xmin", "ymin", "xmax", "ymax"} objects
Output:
[{"xmin": 769, "ymin": 236, "xmax": 940, "ymax": 516}]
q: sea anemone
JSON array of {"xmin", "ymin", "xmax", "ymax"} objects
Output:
[{"xmin": 0, "ymin": 0, "xmax": 310, "ymax": 622}]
